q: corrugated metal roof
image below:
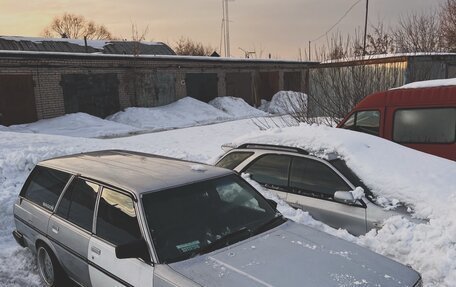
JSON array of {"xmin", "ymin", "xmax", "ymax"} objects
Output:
[{"xmin": 0, "ymin": 36, "xmax": 175, "ymax": 55}]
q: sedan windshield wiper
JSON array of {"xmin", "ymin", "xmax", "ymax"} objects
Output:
[
  {"xmin": 197, "ymin": 227, "xmax": 252, "ymax": 256},
  {"xmin": 253, "ymin": 214, "xmax": 287, "ymax": 236}
]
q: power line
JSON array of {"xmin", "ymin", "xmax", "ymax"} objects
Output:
[{"xmin": 310, "ymin": 0, "xmax": 363, "ymax": 43}]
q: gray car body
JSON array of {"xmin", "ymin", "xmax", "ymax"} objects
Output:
[
  {"xmin": 216, "ymin": 147, "xmax": 415, "ymax": 236},
  {"xmin": 13, "ymin": 150, "xmax": 421, "ymax": 287}
]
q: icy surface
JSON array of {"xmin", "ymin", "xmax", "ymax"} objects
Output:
[
  {"xmin": 209, "ymin": 97, "xmax": 268, "ymax": 118},
  {"xmin": 107, "ymin": 97, "xmax": 233, "ymax": 130},
  {"xmin": 4, "ymin": 113, "xmax": 142, "ymax": 138}
]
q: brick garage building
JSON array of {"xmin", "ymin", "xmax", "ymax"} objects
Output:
[{"xmin": 0, "ymin": 36, "xmax": 314, "ymax": 125}]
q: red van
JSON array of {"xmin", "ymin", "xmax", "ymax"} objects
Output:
[{"xmin": 337, "ymin": 82, "xmax": 456, "ymax": 161}]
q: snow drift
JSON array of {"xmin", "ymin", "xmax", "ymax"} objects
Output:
[
  {"xmin": 4, "ymin": 113, "xmax": 142, "ymax": 138},
  {"xmin": 209, "ymin": 96, "xmax": 269, "ymax": 118},
  {"xmin": 108, "ymin": 97, "xmax": 233, "ymax": 130},
  {"xmin": 232, "ymin": 124, "xmax": 456, "ymax": 286}
]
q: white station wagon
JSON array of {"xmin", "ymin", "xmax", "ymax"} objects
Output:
[{"xmin": 13, "ymin": 150, "xmax": 422, "ymax": 287}]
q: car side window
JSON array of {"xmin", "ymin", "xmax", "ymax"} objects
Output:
[
  {"xmin": 96, "ymin": 188, "xmax": 142, "ymax": 246},
  {"xmin": 20, "ymin": 166, "xmax": 71, "ymax": 211},
  {"xmin": 215, "ymin": 152, "xmax": 254, "ymax": 169},
  {"xmin": 290, "ymin": 157, "xmax": 351, "ymax": 199},
  {"xmin": 244, "ymin": 155, "xmax": 291, "ymax": 188},
  {"xmin": 393, "ymin": 108, "xmax": 456, "ymax": 143},
  {"xmin": 56, "ymin": 178, "xmax": 99, "ymax": 231}
]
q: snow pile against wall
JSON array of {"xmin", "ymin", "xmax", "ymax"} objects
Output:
[
  {"xmin": 108, "ymin": 97, "xmax": 233, "ymax": 131},
  {"xmin": 265, "ymin": 91, "xmax": 308, "ymax": 115},
  {"xmin": 209, "ymin": 97, "xmax": 269, "ymax": 118},
  {"xmin": 232, "ymin": 124, "xmax": 456, "ymax": 286},
  {"xmin": 4, "ymin": 113, "xmax": 143, "ymax": 138}
]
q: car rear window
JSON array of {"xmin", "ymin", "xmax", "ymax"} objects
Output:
[
  {"xmin": 393, "ymin": 108, "xmax": 456, "ymax": 143},
  {"xmin": 20, "ymin": 166, "xmax": 71, "ymax": 211},
  {"xmin": 216, "ymin": 152, "xmax": 254, "ymax": 170}
]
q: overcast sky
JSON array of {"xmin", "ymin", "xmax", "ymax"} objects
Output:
[{"xmin": 0, "ymin": 0, "xmax": 446, "ymax": 59}]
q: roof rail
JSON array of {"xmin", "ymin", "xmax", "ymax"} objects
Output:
[{"xmin": 237, "ymin": 143, "xmax": 309, "ymax": 155}]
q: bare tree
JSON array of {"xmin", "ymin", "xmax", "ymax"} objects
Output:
[
  {"xmin": 392, "ymin": 11, "xmax": 443, "ymax": 53},
  {"xmin": 440, "ymin": 0, "xmax": 456, "ymax": 52},
  {"xmin": 130, "ymin": 23, "xmax": 149, "ymax": 56},
  {"xmin": 42, "ymin": 13, "xmax": 113, "ymax": 40},
  {"xmin": 363, "ymin": 22, "xmax": 395, "ymax": 55},
  {"xmin": 173, "ymin": 37, "xmax": 214, "ymax": 56}
]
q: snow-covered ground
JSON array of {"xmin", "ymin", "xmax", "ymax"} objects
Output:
[
  {"xmin": 1, "ymin": 95, "xmax": 455, "ymax": 286},
  {"xmin": 4, "ymin": 113, "xmax": 144, "ymax": 138}
]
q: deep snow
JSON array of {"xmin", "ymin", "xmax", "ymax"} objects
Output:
[
  {"xmin": 209, "ymin": 96, "xmax": 269, "ymax": 118},
  {"xmin": 0, "ymin": 115, "xmax": 455, "ymax": 285},
  {"xmin": 107, "ymin": 97, "xmax": 234, "ymax": 130}
]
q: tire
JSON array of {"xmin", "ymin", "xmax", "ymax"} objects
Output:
[{"xmin": 36, "ymin": 244, "xmax": 69, "ymax": 287}]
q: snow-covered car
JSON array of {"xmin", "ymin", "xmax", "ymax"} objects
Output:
[
  {"xmin": 12, "ymin": 150, "xmax": 422, "ymax": 287},
  {"xmin": 215, "ymin": 143, "xmax": 418, "ymax": 236}
]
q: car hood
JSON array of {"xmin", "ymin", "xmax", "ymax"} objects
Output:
[{"xmin": 169, "ymin": 221, "xmax": 420, "ymax": 287}]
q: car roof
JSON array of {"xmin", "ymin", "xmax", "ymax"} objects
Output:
[
  {"xmin": 355, "ymin": 86, "xmax": 456, "ymax": 109},
  {"xmin": 229, "ymin": 143, "xmax": 340, "ymax": 161},
  {"xmin": 39, "ymin": 150, "xmax": 233, "ymax": 196}
]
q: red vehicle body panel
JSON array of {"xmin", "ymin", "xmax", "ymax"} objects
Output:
[{"xmin": 338, "ymin": 86, "xmax": 456, "ymax": 161}]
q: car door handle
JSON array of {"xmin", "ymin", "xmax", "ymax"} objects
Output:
[
  {"xmin": 51, "ymin": 225, "xmax": 59, "ymax": 234},
  {"xmin": 91, "ymin": 246, "xmax": 101, "ymax": 255}
]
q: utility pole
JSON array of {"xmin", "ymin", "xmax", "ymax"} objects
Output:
[
  {"xmin": 222, "ymin": 0, "xmax": 234, "ymax": 57},
  {"xmin": 362, "ymin": 0, "xmax": 369, "ymax": 56}
]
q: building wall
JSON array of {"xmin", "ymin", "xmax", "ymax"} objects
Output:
[{"xmin": 0, "ymin": 53, "xmax": 312, "ymax": 125}]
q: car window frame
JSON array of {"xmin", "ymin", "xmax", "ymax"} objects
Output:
[
  {"xmin": 241, "ymin": 153, "xmax": 293, "ymax": 191},
  {"xmin": 241, "ymin": 152, "xmax": 366, "ymax": 208},
  {"xmin": 392, "ymin": 107, "xmax": 456, "ymax": 144},
  {"xmin": 19, "ymin": 165, "xmax": 74, "ymax": 213},
  {"xmin": 215, "ymin": 151, "xmax": 254, "ymax": 169},
  {"xmin": 289, "ymin": 156, "xmax": 352, "ymax": 197},
  {"xmin": 92, "ymin": 185, "xmax": 143, "ymax": 247},
  {"xmin": 342, "ymin": 109, "xmax": 381, "ymax": 136},
  {"xmin": 53, "ymin": 176, "xmax": 102, "ymax": 233}
]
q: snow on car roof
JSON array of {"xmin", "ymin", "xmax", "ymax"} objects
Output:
[
  {"xmin": 232, "ymin": 124, "xmax": 456, "ymax": 219},
  {"xmin": 394, "ymin": 78, "xmax": 456, "ymax": 89}
]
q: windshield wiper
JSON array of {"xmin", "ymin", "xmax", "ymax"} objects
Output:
[
  {"xmin": 197, "ymin": 227, "xmax": 252, "ymax": 255},
  {"xmin": 253, "ymin": 214, "xmax": 287, "ymax": 235}
]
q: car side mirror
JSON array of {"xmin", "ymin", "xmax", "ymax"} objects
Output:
[
  {"xmin": 115, "ymin": 238, "xmax": 151, "ymax": 263},
  {"xmin": 267, "ymin": 199, "xmax": 278, "ymax": 210},
  {"xmin": 334, "ymin": 191, "xmax": 356, "ymax": 204}
]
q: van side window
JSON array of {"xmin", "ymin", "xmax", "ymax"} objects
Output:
[
  {"xmin": 342, "ymin": 110, "xmax": 380, "ymax": 136},
  {"xmin": 244, "ymin": 155, "xmax": 291, "ymax": 189},
  {"xmin": 393, "ymin": 108, "xmax": 456, "ymax": 143},
  {"xmin": 290, "ymin": 157, "xmax": 351, "ymax": 199},
  {"xmin": 56, "ymin": 178, "xmax": 99, "ymax": 231},
  {"xmin": 96, "ymin": 188, "xmax": 142, "ymax": 245},
  {"xmin": 20, "ymin": 166, "xmax": 71, "ymax": 211}
]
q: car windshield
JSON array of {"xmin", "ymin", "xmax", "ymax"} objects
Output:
[{"xmin": 141, "ymin": 174, "xmax": 283, "ymax": 263}]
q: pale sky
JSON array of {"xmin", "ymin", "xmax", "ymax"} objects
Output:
[{"xmin": 0, "ymin": 0, "xmax": 446, "ymax": 59}]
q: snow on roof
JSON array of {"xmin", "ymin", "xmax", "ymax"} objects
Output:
[
  {"xmin": 395, "ymin": 78, "xmax": 456, "ymax": 89},
  {"xmin": 0, "ymin": 35, "xmax": 175, "ymax": 55},
  {"xmin": 322, "ymin": 52, "xmax": 456, "ymax": 64}
]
